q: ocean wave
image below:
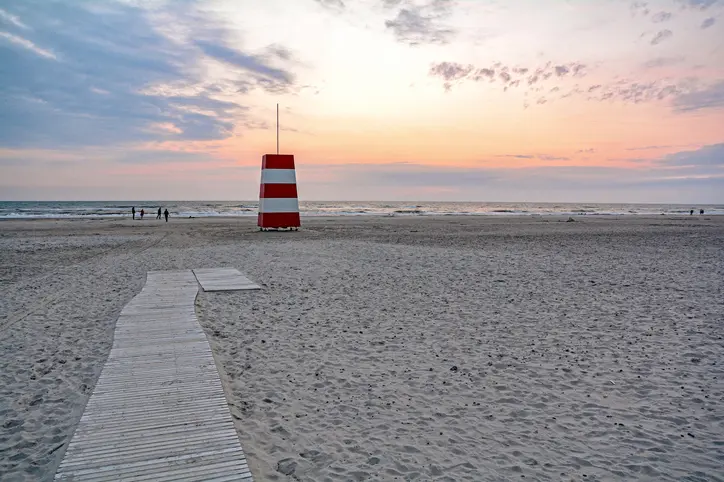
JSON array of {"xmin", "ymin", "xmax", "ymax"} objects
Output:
[{"xmin": 1, "ymin": 201, "xmax": 722, "ymax": 219}]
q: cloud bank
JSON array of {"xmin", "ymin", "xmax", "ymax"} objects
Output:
[{"xmin": 0, "ymin": 1, "xmax": 298, "ymax": 148}]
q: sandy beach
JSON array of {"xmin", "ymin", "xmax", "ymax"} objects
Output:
[{"xmin": 1, "ymin": 215, "xmax": 723, "ymax": 481}]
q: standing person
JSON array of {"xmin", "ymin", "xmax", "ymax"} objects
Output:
[
  {"xmin": 700, "ymin": 209, "xmax": 704, "ymax": 215},
  {"xmin": 164, "ymin": 208, "xmax": 169, "ymax": 222},
  {"xmin": 690, "ymin": 209, "xmax": 694, "ymax": 216},
  {"xmin": 132, "ymin": 206, "xmax": 136, "ymax": 220},
  {"xmin": 157, "ymin": 207, "xmax": 161, "ymax": 219},
  {"xmin": 140, "ymin": 208, "xmax": 144, "ymax": 219}
]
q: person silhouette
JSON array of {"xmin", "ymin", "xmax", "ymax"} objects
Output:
[
  {"xmin": 140, "ymin": 209, "xmax": 144, "ymax": 219},
  {"xmin": 132, "ymin": 206, "xmax": 136, "ymax": 220},
  {"xmin": 157, "ymin": 207, "xmax": 161, "ymax": 219},
  {"xmin": 700, "ymin": 209, "xmax": 704, "ymax": 215},
  {"xmin": 164, "ymin": 209, "xmax": 169, "ymax": 222},
  {"xmin": 690, "ymin": 209, "xmax": 694, "ymax": 216}
]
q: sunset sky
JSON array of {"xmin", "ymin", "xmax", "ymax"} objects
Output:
[{"xmin": 1, "ymin": 0, "xmax": 723, "ymax": 202}]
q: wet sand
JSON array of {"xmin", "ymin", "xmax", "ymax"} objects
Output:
[{"xmin": 1, "ymin": 215, "xmax": 723, "ymax": 481}]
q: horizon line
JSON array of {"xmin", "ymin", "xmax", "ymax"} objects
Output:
[{"xmin": 1, "ymin": 200, "xmax": 722, "ymax": 205}]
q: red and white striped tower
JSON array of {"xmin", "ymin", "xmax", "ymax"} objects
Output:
[
  {"xmin": 258, "ymin": 154, "xmax": 300, "ymax": 230},
  {"xmin": 258, "ymin": 104, "xmax": 300, "ymax": 230}
]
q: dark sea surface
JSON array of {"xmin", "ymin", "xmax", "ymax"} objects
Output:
[{"xmin": 0, "ymin": 201, "xmax": 721, "ymax": 219}]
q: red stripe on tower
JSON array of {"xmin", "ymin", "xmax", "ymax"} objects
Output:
[
  {"xmin": 258, "ymin": 154, "xmax": 300, "ymax": 229},
  {"xmin": 259, "ymin": 183, "xmax": 298, "ymax": 199},
  {"xmin": 262, "ymin": 155, "xmax": 296, "ymax": 170}
]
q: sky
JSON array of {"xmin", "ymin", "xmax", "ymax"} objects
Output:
[{"xmin": 0, "ymin": 0, "xmax": 723, "ymax": 202}]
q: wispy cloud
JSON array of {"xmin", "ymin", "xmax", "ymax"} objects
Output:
[
  {"xmin": 643, "ymin": 56, "xmax": 686, "ymax": 68},
  {"xmin": 195, "ymin": 40, "xmax": 295, "ymax": 88},
  {"xmin": 265, "ymin": 44, "xmax": 294, "ymax": 62},
  {"xmin": 384, "ymin": 0, "xmax": 457, "ymax": 45},
  {"xmin": 701, "ymin": 17, "xmax": 716, "ymax": 28},
  {"xmin": 658, "ymin": 143, "xmax": 724, "ymax": 166},
  {"xmin": 0, "ymin": 31, "xmax": 56, "ymax": 59},
  {"xmin": 498, "ymin": 154, "xmax": 534, "ymax": 159},
  {"xmin": 428, "ymin": 60, "xmax": 716, "ymax": 112},
  {"xmin": 0, "ymin": 7, "xmax": 29, "ymax": 29},
  {"xmin": 675, "ymin": 0, "xmax": 723, "ymax": 10},
  {"xmin": 539, "ymin": 155, "xmax": 570, "ymax": 161},
  {"xmin": 651, "ymin": 11, "xmax": 673, "ymax": 22},
  {"xmin": 672, "ymin": 80, "xmax": 724, "ymax": 112},
  {"xmin": 429, "ymin": 60, "xmax": 586, "ymax": 92},
  {"xmin": 651, "ymin": 29, "xmax": 673, "ymax": 45},
  {"xmin": 587, "ymin": 80, "xmax": 683, "ymax": 104},
  {"xmin": 630, "ymin": 1, "xmax": 650, "ymax": 17},
  {"xmin": 496, "ymin": 154, "xmax": 570, "ymax": 161},
  {"xmin": 313, "ymin": 0, "xmax": 345, "ymax": 10},
  {"xmin": 626, "ymin": 144, "xmax": 688, "ymax": 151}
]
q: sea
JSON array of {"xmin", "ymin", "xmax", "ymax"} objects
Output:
[{"xmin": 0, "ymin": 201, "xmax": 721, "ymax": 219}]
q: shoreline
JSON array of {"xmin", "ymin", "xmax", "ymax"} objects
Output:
[
  {"xmin": 0, "ymin": 213, "xmax": 721, "ymax": 224},
  {"xmin": 2, "ymin": 200, "xmax": 722, "ymax": 222}
]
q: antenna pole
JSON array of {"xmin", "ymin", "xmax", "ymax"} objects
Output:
[{"xmin": 276, "ymin": 103, "xmax": 279, "ymax": 155}]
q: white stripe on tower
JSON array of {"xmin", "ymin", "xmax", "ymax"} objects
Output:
[
  {"xmin": 260, "ymin": 169, "xmax": 297, "ymax": 184},
  {"xmin": 259, "ymin": 198, "xmax": 300, "ymax": 213}
]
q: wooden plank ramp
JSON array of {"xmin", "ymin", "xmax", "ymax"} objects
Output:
[
  {"xmin": 193, "ymin": 268, "xmax": 261, "ymax": 292},
  {"xmin": 55, "ymin": 270, "xmax": 253, "ymax": 481}
]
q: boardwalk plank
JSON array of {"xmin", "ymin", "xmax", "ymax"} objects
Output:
[{"xmin": 192, "ymin": 268, "xmax": 261, "ymax": 291}]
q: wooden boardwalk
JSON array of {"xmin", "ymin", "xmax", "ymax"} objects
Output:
[
  {"xmin": 55, "ymin": 270, "xmax": 253, "ymax": 481},
  {"xmin": 193, "ymin": 268, "xmax": 261, "ymax": 292}
]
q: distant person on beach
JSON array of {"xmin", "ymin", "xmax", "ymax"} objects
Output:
[
  {"xmin": 690, "ymin": 209, "xmax": 694, "ymax": 216},
  {"xmin": 164, "ymin": 209, "xmax": 169, "ymax": 222},
  {"xmin": 700, "ymin": 209, "xmax": 704, "ymax": 215},
  {"xmin": 132, "ymin": 206, "xmax": 135, "ymax": 220},
  {"xmin": 140, "ymin": 209, "xmax": 144, "ymax": 219},
  {"xmin": 157, "ymin": 207, "xmax": 161, "ymax": 219}
]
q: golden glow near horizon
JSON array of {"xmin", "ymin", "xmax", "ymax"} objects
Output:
[{"xmin": 0, "ymin": 0, "xmax": 723, "ymax": 202}]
